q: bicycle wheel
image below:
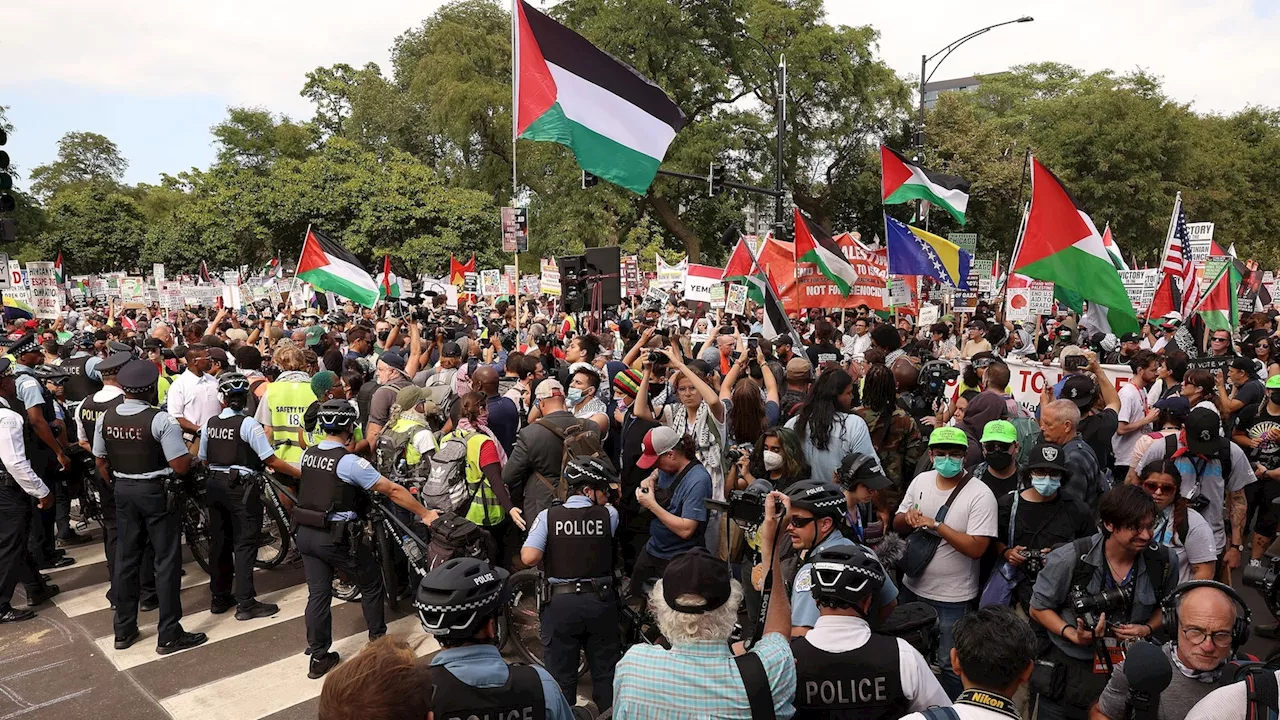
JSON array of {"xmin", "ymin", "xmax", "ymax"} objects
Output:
[
  {"xmin": 183, "ymin": 497, "xmax": 213, "ymax": 575},
  {"xmin": 332, "ymin": 572, "xmax": 361, "ymax": 602},
  {"xmin": 375, "ymin": 520, "xmax": 400, "ymax": 612},
  {"xmin": 254, "ymin": 488, "xmax": 290, "ymax": 569},
  {"xmin": 506, "ymin": 570, "xmax": 546, "ymax": 667}
]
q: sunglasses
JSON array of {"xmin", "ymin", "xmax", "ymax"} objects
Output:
[
  {"xmin": 1212, "ymin": 337, "xmax": 1231, "ymax": 343},
  {"xmin": 982, "ymin": 442, "xmax": 1013, "ymax": 453},
  {"xmin": 788, "ymin": 516, "xmax": 816, "ymax": 529},
  {"xmin": 1142, "ymin": 481, "xmax": 1178, "ymax": 495}
]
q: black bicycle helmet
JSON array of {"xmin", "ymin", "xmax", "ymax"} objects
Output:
[
  {"xmin": 564, "ymin": 455, "xmax": 618, "ymax": 489},
  {"xmin": 414, "ymin": 558, "xmax": 510, "ymax": 640},
  {"xmin": 316, "ymin": 399, "xmax": 358, "ymax": 431},
  {"xmin": 217, "ymin": 371, "xmax": 251, "ymax": 396},
  {"xmin": 835, "ymin": 453, "xmax": 890, "ymax": 492},
  {"xmin": 786, "ymin": 480, "xmax": 847, "ymax": 519},
  {"xmin": 809, "ymin": 543, "xmax": 885, "ymax": 607},
  {"xmin": 32, "ymin": 364, "xmax": 70, "ymax": 382}
]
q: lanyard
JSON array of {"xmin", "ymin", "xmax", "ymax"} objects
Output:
[
  {"xmin": 1104, "ymin": 558, "xmax": 1135, "ymax": 590},
  {"xmin": 955, "ymin": 689, "xmax": 1020, "ymax": 719}
]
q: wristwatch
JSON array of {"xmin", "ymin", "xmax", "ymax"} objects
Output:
[{"xmin": 1233, "ymin": 544, "xmax": 1246, "ymax": 552}]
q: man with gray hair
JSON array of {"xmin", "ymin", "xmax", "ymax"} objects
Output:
[
  {"xmin": 613, "ymin": 543, "xmax": 795, "ymax": 719},
  {"xmin": 1039, "ymin": 398, "xmax": 1103, "ymax": 505}
]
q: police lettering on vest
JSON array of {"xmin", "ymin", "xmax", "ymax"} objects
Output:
[
  {"xmin": 205, "ymin": 414, "xmax": 262, "ymax": 471},
  {"xmin": 101, "ymin": 406, "xmax": 169, "ymax": 476},
  {"xmin": 62, "ymin": 355, "xmax": 103, "ymax": 403},
  {"xmin": 544, "ymin": 504, "xmax": 612, "ymax": 580},
  {"xmin": 430, "ymin": 665, "xmax": 546, "ymax": 720},
  {"xmin": 296, "ymin": 445, "xmax": 360, "ymax": 526},
  {"xmin": 791, "ymin": 634, "xmax": 907, "ymax": 720}
]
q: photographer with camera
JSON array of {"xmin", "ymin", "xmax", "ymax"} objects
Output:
[
  {"xmin": 1028, "ymin": 485, "xmax": 1178, "ymax": 720},
  {"xmin": 992, "ymin": 442, "xmax": 1096, "ymax": 611}
]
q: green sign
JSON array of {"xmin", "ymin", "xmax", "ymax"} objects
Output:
[{"xmin": 948, "ymin": 233, "xmax": 978, "ymax": 255}]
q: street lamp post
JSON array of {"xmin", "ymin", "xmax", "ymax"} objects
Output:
[
  {"xmin": 916, "ymin": 16, "xmax": 1033, "ymax": 157},
  {"xmin": 745, "ymin": 36, "xmax": 787, "ymax": 234}
]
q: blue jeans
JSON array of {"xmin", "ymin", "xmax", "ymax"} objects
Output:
[{"xmin": 900, "ymin": 585, "xmax": 973, "ymax": 700}]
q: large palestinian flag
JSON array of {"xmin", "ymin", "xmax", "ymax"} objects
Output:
[
  {"xmin": 515, "ymin": 0, "xmax": 687, "ymax": 194},
  {"xmin": 297, "ymin": 228, "xmax": 380, "ymax": 308},
  {"xmin": 1013, "ymin": 157, "xmax": 1137, "ymax": 334},
  {"xmin": 794, "ymin": 208, "xmax": 858, "ymax": 296},
  {"xmin": 881, "ymin": 145, "xmax": 971, "ymax": 225}
]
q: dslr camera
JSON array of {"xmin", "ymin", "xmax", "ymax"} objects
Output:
[
  {"xmin": 1018, "ymin": 548, "xmax": 1048, "ymax": 576},
  {"xmin": 706, "ymin": 485, "xmax": 784, "ymax": 528},
  {"xmin": 1070, "ymin": 584, "xmax": 1132, "ymax": 629},
  {"xmin": 1244, "ymin": 557, "xmax": 1280, "ymax": 620}
]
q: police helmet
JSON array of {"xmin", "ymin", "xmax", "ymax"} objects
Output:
[
  {"xmin": 413, "ymin": 557, "xmax": 509, "ymax": 640},
  {"xmin": 564, "ymin": 455, "xmax": 618, "ymax": 490},
  {"xmin": 217, "ymin": 372, "xmax": 251, "ymax": 396},
  {"xmin": 316, "ymin": 399, "xmax": 358, "ymax": 431},
  {"xmin": 808, "ymin": 543, "xmax": 885, "ymax": 608},
  {"xmin": 786, "ymin": 480, "xmax": 848, "ymax": 520}
]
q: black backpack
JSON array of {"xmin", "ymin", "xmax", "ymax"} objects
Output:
[
  {"xmin": 1160, "ymin": 433, "xmax": 1233, "ymax": 493},
  {"xmin": 1068, "ymin": 536, "xmax": 1171, "ymax": 598}
]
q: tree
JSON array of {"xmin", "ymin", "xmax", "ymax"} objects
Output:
[
  {"xmin": 28, "ymin": 131, "xmax": 128, "ymax": 200},
  {"xmin": 211, "ymin": 107, "xmax": 315, "ymax": 171},
  {"xmin": 38, "ymin": 184, "xmax": 146, "ymax": 272}
]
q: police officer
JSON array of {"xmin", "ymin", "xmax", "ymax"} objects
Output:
[
  {"xmin": 11, "ymin": 333, "xmax": 72, "ymax": 570},
  {"xmin": 0, "ymin": 358, "xmax": 60, "ymax": 621},
  {"xmin": 295, "ymin": 399, "xmax": 436, "ymax": 679},
  {"xmin": 93, "ymin": 359, "xmax": 207, "ymax": 655},
  {"xmin": 76, "ymin": 351, "xmax": 157, "ymax": 610},
  {"xmin": 790, "ymin": 544, "xmax": 949, "ymax": 718},
  {"xmin": 62, "ymin": 331, "xmax": 105, "ymax": 413},
  {"xmin": 199, "ymin": 372, "xmax": 302, "ymax": 620},
  {"xmin": 519, "ymin": 456, "xmax": 622, "ymax": 712},
  {"xmin": 415, "ymin": 558, "xmax": 574, "ymax": 720}
]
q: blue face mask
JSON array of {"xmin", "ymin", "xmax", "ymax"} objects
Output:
[
  {"xmin": 566, "ymin": 387, "xmax": 585, "ymax": 406},
  {"xmin": 933, "ymin": 455, "xmax": 964, "ymax": 478},
  {"xmin": 1031, "ymin": 474, "xmax": 1061, "ymax": 497}
]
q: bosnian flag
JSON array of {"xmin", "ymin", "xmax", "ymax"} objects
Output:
[
  {"xmin": 515, "ymin": 0, "xmax": 687, "ymax": 194},
  {"xmin": 296, "ymin": 228, "xmax": 380, "ymax": 308}
]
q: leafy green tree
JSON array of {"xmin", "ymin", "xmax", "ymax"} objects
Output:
[
  {"xmin": 28, "ymin": 131, "xmax": 128, "ymax": 200},
  {"xmin": 39, "ymin": 184, "xmax": 145, "ymax": 272}
]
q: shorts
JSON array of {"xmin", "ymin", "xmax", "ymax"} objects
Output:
[{"xmin": 1246, "ymin": 477, "xmax": 1280, "ymax": 537}]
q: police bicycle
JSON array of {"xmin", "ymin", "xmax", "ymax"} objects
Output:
[
  {"xmin": 246, "ymin": 469, "xmax": 293, "ymax": 569},
  {"xmin": 66, "ymin": 446, "xmax": 104, "ymax": 533},
  {"xmin": 176, "ymin": 466, "xmax": 214, "ymax": 574}
]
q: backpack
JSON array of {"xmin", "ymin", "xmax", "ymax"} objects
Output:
[
  {"xmin": 421, "ymin": 430, "xmax": 475, "ymax": 513},
  {"xmin": 1161, "ymin": 433, "xmax": 1233, "ymax": 486},
  {"xmin": 373, "ymin": 420, "xmax": 424, "ymax": 479},
  {"xmin": 1011, "ymin": 416, "xmax": 1043, "ymax": 467},
  {"xmin": 531, "ymin": 418, "xmax": 614, "ymax": 503},
  {"xmin": 423, "ymin": 368, "xmax": 459, "ymax": 421},
  {"xmin": 426, "ymin": 512, "xmax": 494, "ymax": 570},
  {"xmin": 1216, "ymin": 658, "xmax": 1280, "ymax": 720}
]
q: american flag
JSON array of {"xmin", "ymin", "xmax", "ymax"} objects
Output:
[{"xmin": 1161, "ymin": 196, "xmax": 1199, "ymax": 318}]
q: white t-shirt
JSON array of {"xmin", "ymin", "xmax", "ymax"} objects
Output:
[
  {"xmin": 1185, "ymin": 668, "xmax": 1280, "ymax": 720},
  {"xmin": 1113, "ymin": 382, "xmax": 1150, "ymax": 469},
  {"xmin": 895, "ymin": 470, "xmax": 998, "ymax": 602},
  {"xmin": 1159, "ymin": 508, "xmax": 1218, "ymax": 583}
]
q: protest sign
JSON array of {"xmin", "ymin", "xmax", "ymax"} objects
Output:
[
  {"xmin": 153, "ymin": 263, "xmax": 165, "ymax": 287},
  {"xmin": 120, "ymin": 277, "xmax": 146, "ymax": 305},
  {"xmin": 159, "ymin": 282, "xmax": 183, "ymax": 310},
  {"xmin": 887, "ymin": 277, "xmax": 912, "ymax": 307},
  {"xmin": 480, "ymin": 269, "xmax": 503, "ymax": 298},
  {"xmin": 708, "ymin": 284, "xmax": 726, "ymax": 309},
  {"xmin": 655, "ymin": 255, "xmax": 686, "ymax": 291},
  {"xmin": 622, "ymin": 255, "xmax": 640, "ymax": 296},
  {"xmin": 683, "ymin": 264, "xmax": 722, "ymax": 303},
  {"xmin": 504, "ymin": 265, "xmax": 517, "ymax": 295},
  {"xmin": 26, "ymin": 262, "xmax": 59, "ymax": 319},
  {"xmin": 725, "ymin": 284, "xmax": 748, "ymax": 315},
  {"xmin": 1001, "ymin": 358, "xmax": 1135, "ymax": 416},
  {"xmin": 948, "ymin": 233, "xmax": 978, "ymax": 255},
  {"xmin": 918, "ymin": 304, "xmax": 940, "ymax": 326},
  {"xmin": 539, "ymin": 258, "xmax": 561, "ymax": 296},
  {"xmin": 462, "ymin": 272, "xmax": 478, "ymax": 295}
]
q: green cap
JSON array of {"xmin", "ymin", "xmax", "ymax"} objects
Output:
[
  {"xmin": 929, "ymin": 426, "xmax": 969, "ymax": 448},
  {"xmin": 1267, "ymin": 375, "xmax": 1280, "ymax": 390},
  {"xmin": 304, "ymin": 325, "xmax": 326, "ymax": 347},
  {"xmin": 980, "ymin": 420, "xmax": 1018, "ymax": 444}
]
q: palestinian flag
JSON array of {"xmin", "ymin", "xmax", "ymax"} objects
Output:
[
  {"xmin": 721, "ymin": 235, "xmax": 768, "ymax": 303},
  {"xmin": 1013, "ymin": 157, "xmax": 1138, "ymax": 334},
  {"xmin": 296, "ymin": 227, "xmax": 380, "ymax": 308},
  {"xmin": 794, "ymin": 208, "xmax": 858, "ymax": 297},
  {"xmin": 54, "ymin": 253, "xmax": 64, "ymax": 284},
  {"xmin": 881, "ymin": 145, "xmax": 971, "ymax": 225},
  {"xmin": 1101, "ymin": 223, "xmax": 1129, "ymax": 271},
  {"xmin": 1193, "ymin": 260, "xmax": 1241, "ymax": 331},
  {"xmin": 198, "ymin": 260, "xmax": 212, "ymax": 284},
  {"xmin": 760, "ymin": 267, "xmax": 803, "ymax": 350},
  {"xmin": 379, "ymin": 254, "xmax": 404, "ymax": 299},
  {"xmin": 515, "ymin": 0, "xmax": 687, "ymax": 194},
  {"xmin": 450, "ymin": 255, "xmax": 475, "ymax": 287}
]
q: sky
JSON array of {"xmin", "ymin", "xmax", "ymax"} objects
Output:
[{"xmin": 4, "ymin": 0, "xmax": 1278, "ymax": 189}]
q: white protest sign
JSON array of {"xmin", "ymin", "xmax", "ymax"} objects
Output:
[
  {"xmin": 725, "ymin": 284, "xmax": 747, "ymax": 315},
  {"xmin": 26, "ymin": 262, "xmax": 60, "ymax": 319},
  {"xmin": 887, "ymin": 277, "xmax": 912, "ymax": 307},
  {"xmin": 480, "ymin": 269, "xmax": 503, "ymax": 298},
  {"xmin": 539, "ymin": 258, "xmax": 561, "ymax": 296},
  {"xmin": 918, "ymin": 304, "xmax": 940, "ymax": 326},
  {"xmin": 120, "ymin": 277, "xmax": 146, "ymax": 305},
  {"xmin": 153, "ymin": 263, "xmax": 166, "ymax": 287},
  {"xmin": 1002, "ymin": 358, "xmax": 1134, "ymax": 417},
  {"xmin": 682, "ymin": 265, "xmax": 721, "ymax": 303},
  {"xmin": 445, "ymin": 285, "xmax": 459, "ymax": 309},
  {"xmin": 655, "ymin": 255, "xmax": 687, "ymax": 291}
]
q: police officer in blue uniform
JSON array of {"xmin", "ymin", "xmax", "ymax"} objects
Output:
[
  {"xmin": 520, "ymin": 456, "xmax": 622, "ymax": 712},
  {"xmin": 62, "ymin": 331, "xmax": 104, "ymax": 412},
  {"xmin": 77, "ymin": 351, "xmax": 157, "ymax": 611},
  {"xmin": 11, "ymin": 333, "xmax": 73, "ymax": 569},
  {"xmin": 415, "ymin": 557, "xmax": 574, "ymax": 720},
  {"xmin": 93, "ymin": 359, "xmax": 207, "ymax": 654},
  {"xmin": 295, "ymin": 399, "xmax": 436, "ymax": 679},
  {"xmin": 199, "ymin": 372, "xmax": 302, "ymax": 620}
]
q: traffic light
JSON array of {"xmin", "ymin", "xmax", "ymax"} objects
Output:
[
  {"xmin": 581, "ymin": 170, "xmax": 599, "ymax": 189},
  {"xmin": 0, "ymin": 129, "xmax": 12, "ymax": 213},
  {"xmin": 709, "ymin": 162, "xmax": 726, "ymax": 196}
]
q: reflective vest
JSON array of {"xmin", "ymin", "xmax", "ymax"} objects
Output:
[
  {"xmin": 439, "ymin": 429, "xmax": 503, "ymax": 526},
  {"xmin": 386, "ymin": 416, "xmax": 430, "ymax": 467},
  {"xmin": 267, "ymin": 381, "xmax": 316, "ymax": 463},
  {"xmin": 158, "ymin": 373, "xmax": 172, "ymax": 408}
]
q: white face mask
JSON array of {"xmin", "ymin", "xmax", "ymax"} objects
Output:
[{"xmin": 762, "ymin": 450, "xmax": 784, "ymax": 471}]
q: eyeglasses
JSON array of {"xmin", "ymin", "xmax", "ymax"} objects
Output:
[
  {"xmin": 1181, "ymin": 626, "xmax": 1234, "ymax": 648},
  {"xmin": 788, "ymin": 516, "xmax": 816, "ymax": 529},
  {"xmin": 1142, "ymin": 481, "xmax": 1177, "ymax": 496},
  {"xmin": 982, "ymin": 442, "xmax": 1013, "ymax": 453},
  {"xmin": 1212, "ymin": 337, "xmax": 1231, "ymax": 343}
]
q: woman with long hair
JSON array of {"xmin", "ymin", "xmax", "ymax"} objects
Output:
[
  {"xmin": 855, "ymin": 362, "xmax": 924, "ymax": 493},
  {"xmin": 1251, "ymin": 337, "xmax": 1280, "ymax": 378},
  {"xmin": 635, "ymin": 347, "xmax": 726, "ymax": 498},
  {"xmin": 733, "ymin": 426, "xmax": 810, "ymax": 493},
  {"xmin": 1123, "ymin": 396, "xmax": 1189, "ymax": 485},
  {"xmin": 1138, "ymin": 460, "xmax": 1216, "ymax": 582},
  {"xmin": 720, "ymin": 346, "xmax": 781, "ymax": 494},
  {"xmin": 784, "ymin": 366, "xmax": 879, "ymax": 484},
  {"xmin": 1181, "ymin": 368, "xmax": 1221, "ymax": 415}
]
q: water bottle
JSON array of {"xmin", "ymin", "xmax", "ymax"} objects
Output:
[{"xmin": 402, "ymin": 534, "xmax": 424, "ymax": 564}]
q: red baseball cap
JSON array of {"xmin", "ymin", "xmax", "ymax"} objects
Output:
[{"xmin": 637, "ymin": 426, "xmax": 681, "ymax": 469}]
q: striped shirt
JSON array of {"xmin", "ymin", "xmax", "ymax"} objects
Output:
[{"xmin": 612, "ymin": 633, "xmax": 796, "ymax": 719}]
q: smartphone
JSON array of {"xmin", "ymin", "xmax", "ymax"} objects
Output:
[{"xmin": 748, "ymin": 338, "xmax": 759, "ymax": 351}]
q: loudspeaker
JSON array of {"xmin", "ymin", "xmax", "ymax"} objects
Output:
[
  {"xmin": 583, "ymin": 246, "xmax": 622, "ymax": 308},
  {"xmin": 558, "ymin": 255, "xmax": 585, "ymax": 301}
]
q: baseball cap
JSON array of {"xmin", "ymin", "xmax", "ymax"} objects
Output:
[
  {"xmin": 1267, "ymin": 375, "xmax": 1280, "ymax": 390},
  {"xmin": 1119, "ymin": 332, "xmax": 1141, "ymax": 344},
  {"xmin": 303, "ymin": 325, "xmax": 326, "ymax": 347},
  {"xmin": 441, "ymin": 341, "xmax": 462, "ymax": 358},
  {"xmin": 661, "ymin": 547, "xmax": 731, "ymax": 614},
  {"xmin": 980, "ymin": 420, "xmax": 1018, "ymax": 445},
  {"xmin": 394, "ymin": 385, "xmax": 433, "ymax": 412},
  {"xmin": 928, "ymin": 426, "xmax": 968, "ymax": 448},
  {"xmin": 1153, "ymin": 395, "xmax": 1191, "ymax": 416},
  {"xmin": 1025, "ymin": 442, "xmax": 1068, "ymax": 474},
  {"xmin": 226, "ymin": 328, "xmax": 249, "ymax": 343},
  {"xmin": 1230, "ymin": 357, "xmax": 1258, "ymax": 377},
  {"xmin": 379, "ymin": 350, "xmax": 407, "ymax": 373},
  {"xmin": 534, "ymin": 379, "xmax": 565, "ymax": 401},
  {"xmin": 1060, "ymin": 374, "xmax": 1097, "ymax": 409},
  {"xmin": 637, "ymin": 426, "xmax": 681, "ymax": 469},
  {"xmin": 786, "ymin": 356, "xmax": 813, "ymax": 381},
  {"xmin": 1184, "ymin": 407, "xmax": 1226, "ymax": 455}
]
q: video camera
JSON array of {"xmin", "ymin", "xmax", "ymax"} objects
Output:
[
  {"xmin": 705, "ymin": 484, "xmax": 784, "ymax": 528},
  {"xmin": 917, "ymin": 360, "xmax": 959, "ymax": 401},
  {"xmin": 1244, "ymin": 556, "xmax": 1280, "ymax": 621}
]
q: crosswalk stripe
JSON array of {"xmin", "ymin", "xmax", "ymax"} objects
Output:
[
  {"xmin": 94, "ymin": 583, "xmax": 312, "ymax": 671},
  {"xmin": 52, "ymin": 561, "xmax": 210, "ymax": 618},
  {"xmin": 46, "ymin": 537, "xmax": 110, "ymax": 573},
  {"xmin": 159, "ymin": 616, "xmax": 436, "ymax": 720}
]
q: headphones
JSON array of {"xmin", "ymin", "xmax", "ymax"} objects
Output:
[{"xmin": 1160, "ymin": 580, "xmax": 1251, "ymax": 649}]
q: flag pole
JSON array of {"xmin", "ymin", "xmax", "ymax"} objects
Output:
[
  {"xmin": 511, "ymin": 0, "xmax": 522, "ymax": 321},
  {"xmin": 288, "ymin": 223, "xmax": 312, "ymax": 303}
]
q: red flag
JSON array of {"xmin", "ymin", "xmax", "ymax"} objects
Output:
[
  {"xmin": 721, "ymin": 237, "xmax": 759, "ymax": 281},
  {"xmin": 1147, "ymin": 273, "xmax": 1179, "ymax": 322},
  {"xmin": 450, "ymin": 254, "xmax": 475, "ymax": 286},
  {"xmin": 382, "ymin": 254, "xmax": 392, "ymax": 297}
]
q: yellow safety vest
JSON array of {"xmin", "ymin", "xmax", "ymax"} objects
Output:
[
  {"xmin": 267, "ymin": 381, "xmax": 316, "ymax": 463},
  {"xmin": 439, "ymin": 429, "xmax": 504, "ymax": 526},
  {"xmin": 386, "ymin": 416, "xmax": 430, "ymax": 467},
  {"xmin": 158, "ymin": 374, "xmax": 171, "ymax": 407}
]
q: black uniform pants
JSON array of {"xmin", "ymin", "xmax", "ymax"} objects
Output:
[
  {"xmin": 0, "ymin": 481, "xmax": 43, "ymax": 609},
  {"xmin": 94, "ymin": 470, "xmax": 156, "ymax": 606},
  {"xmin": 296, "ymin": 524, "xmax": 386, "ymax": 656},
  {"xmin": 207, "ymin": 472, "xmax": 264, "ymax": 607},
  {"xmin": 113, "ymin": 480, "xmax": 185, "ymax": 645},
  {"xmin": 540, "ymin": 589, "xmax": 621, "ymax": 711},
  {"xmin": 27, "ymin": 454, "xmax": 57, "ymax": 567}
]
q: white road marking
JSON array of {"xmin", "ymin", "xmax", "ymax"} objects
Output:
[{"xmin": 52, "ymin": 562, "xmax": 210, "ymax": 618}]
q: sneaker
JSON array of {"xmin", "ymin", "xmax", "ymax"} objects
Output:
[
  {"xmin": 235, "ymin": 601, "xmax": 280, "ymax": 621},
  {"xmin": 308, "ymin": 651, "xmax": 340, "ymax": 679},
  {"xmin": 209, "ymin": 596, "xmax": 235, "ymax": 615},
  {"xmin": 114, "ymin": 629, "xmax": 141, "ymax": 650},
  {"xmin": 156, "ymin": 631, "xmax": 208, "ymax": 655}
]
